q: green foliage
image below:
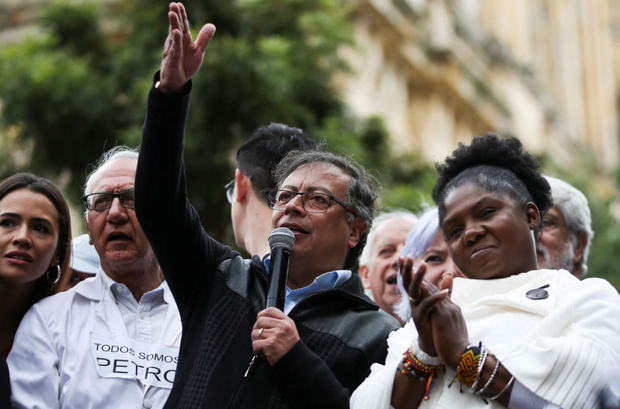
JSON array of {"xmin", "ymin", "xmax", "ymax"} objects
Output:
[
  {"xmin": 317, "ymin": 115, "xmax": 436, "ymax": 214},
  {"xmin": 41, "ymin": 2, "xmax": 108, "ymax": 67},
  {"xmin": 0, "ymin": 0, "xmax": 358, "ymax": 240},
  {"xmin": 381, "ymin": 159, "xmax": 437, "ymax": 214},
  {"xmin": 0, "ymin": 35, "xmax": 123, "ymax": 200}
]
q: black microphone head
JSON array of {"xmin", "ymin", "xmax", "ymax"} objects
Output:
[{"xmin": 268, "ymin": 227, "xmax": 295, "ymax": 252}]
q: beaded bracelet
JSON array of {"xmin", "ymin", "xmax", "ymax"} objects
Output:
[
  {"xmin": 411, "ymin": 340, "xmax": 442, "ymax": 366},
  {"xmin": 398, "ymin": 346, "xmax": 439, "ymax": 380},
  {"xmin": 455, "ymin": 343, "xmax": 483, "ymax": 388},
  {"xmin": 398, "ymin": 345, "xmax": 442, "ymax": 400}
]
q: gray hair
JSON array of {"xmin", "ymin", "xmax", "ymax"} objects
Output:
[
  {"xmin": 401, "ymin": 207, "xmax": 440, "ymax": 259},
  {"xmin": 359, "ymin": 210, "xmax": 418, "ymax": 265},
  {"xmin": 394, "ymin": 207, "xmax": 440, "ymax": 322},
  {"xmin": 83, "ymin": 146, "xmax": 139, "ymax": 196},
  {"xmin": 273, "ymin": 150, "xmax": 379, "ymax": 269},
  {"xmin": 545, "ymin": 175, "xmax": 594, "ymax": 276}
]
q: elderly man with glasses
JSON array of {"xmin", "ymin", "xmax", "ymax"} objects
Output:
[
  {"xmin": 225, "ymin": 122, "xmax": 316, "ymax": 257},
  {"xmin": 134, "ymin": 4, "xmax": 400, "ymax": 409},
  {"xmin": 8, "ymin": 147, "xmax": 181, "ymax": 409}
]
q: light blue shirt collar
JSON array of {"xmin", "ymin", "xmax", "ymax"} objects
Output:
[{"xmin": 263, "ymin": 256, "xmax": 351, "ymax": 315}]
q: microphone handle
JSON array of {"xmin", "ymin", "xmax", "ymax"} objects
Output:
[{"xmin": 266, "ymin": 247, "xmax": 291, "ymax": 310}]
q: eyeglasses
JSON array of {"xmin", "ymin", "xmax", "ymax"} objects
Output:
[
  {"xmin": 83, "ymin": 190, "xmax": 135, "ymax": 211},
  {"xmin": 224, "ymin": 179, "xmax": 235, "ymax": 204},
  {"xmin": 270, "ymin": 190, "xmax": 357, "ymax": 216}
]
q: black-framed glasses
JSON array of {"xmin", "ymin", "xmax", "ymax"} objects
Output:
[
  {"xmin": 224, "ymin": 179, "xmax": 235, "ymax": 204},
  {"xmin": 270, "ymin": 190, "xmax": 357, "ymax": 216},
  {"xmin": 83, "ymin": 190, "xmax": 135, "ymax": 211}
]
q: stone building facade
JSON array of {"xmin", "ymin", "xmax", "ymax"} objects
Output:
[{"xmin": 338, "ymin": 0, "xmax": 620, "ymax": 171}]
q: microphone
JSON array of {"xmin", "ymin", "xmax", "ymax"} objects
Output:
[
  {"xmin": 266, "ymin": 227, "xmax": 295, "ymax": 310},
  {"xmin": 243, "ymin": 228, "xmax": 295, "ymax": 379}
]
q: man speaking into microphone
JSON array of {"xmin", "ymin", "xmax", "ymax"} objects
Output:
[{"xmin": 135, "ymin": 4, "xmax": 400, "ymax": 409}]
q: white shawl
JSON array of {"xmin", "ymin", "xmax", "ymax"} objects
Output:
[{"xmin": 350, "ymin": 269, "xmax": 620, "ymax": 409}]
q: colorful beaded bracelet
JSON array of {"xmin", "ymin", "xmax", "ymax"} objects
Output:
[
  {"xmin": 398, "ymin": 346, "xmax": 442, "ymax": 400},
  {"xmin": 456, "ymin": 343, "xmax": 484, "ymax": 388}
]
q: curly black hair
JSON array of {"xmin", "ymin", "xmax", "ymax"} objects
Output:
[{"xmin": 431, "ymin": 134, "xmax": 552, "ymax": 221}]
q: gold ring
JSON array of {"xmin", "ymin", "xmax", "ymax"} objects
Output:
[
  {"xmin": 408, "ymin": 296, "xmax": 416, "ymax": 303},
  {"xmin": 258, "ymin": 328, "xmax": 264, "ymax": 338}
]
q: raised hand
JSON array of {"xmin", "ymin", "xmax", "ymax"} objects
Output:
[
  {"xmin": 402, "ymin": 255, "xmax": 468, "ymax": 370},
  {"xmin": 399, "ymin": 257, "xmax": 449, "ymax": 356},
  {"xmin": 429, "ymin": 297, "xmax": 469, "ymax": 369},
  {"xmin": 251, "ymin": 307, "xmax": 300, "ymax": 366},
  {"xmin": 159, "ymin": 2, "xmax": 216, "ymax": 93}
]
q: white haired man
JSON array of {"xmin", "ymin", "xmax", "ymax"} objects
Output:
[
  {"xmin": 536, "ymin": 175, "xmax": 593, "ymax": 278},
  {"xmin": 359, "ymin": 211, "xmax": 416, "ymax": 322},
  {"xmin": 9, "ymin": 147, "xmax": 180, "ymax": 409}
]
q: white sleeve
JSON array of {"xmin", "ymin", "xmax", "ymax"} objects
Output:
[
  {"xmin": 496, "ymin": 278, "xmax": 620, "ymax": 409},
  {"xmin": 8, "ymin": 304, "xmax": 60, "ymax": 409},
  {"xmin": 350, "ymin": 322, "xmax": 417, "ymax": 409},
  {"xmin": 537, "ymin": 279, "xmax": 620, "ymax": 409}
]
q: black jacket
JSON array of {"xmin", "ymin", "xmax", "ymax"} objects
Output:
[
  {"xmin": 136, "ymin": 77, "xmax": 401, "ymax": 409},
  {"xmin": 0, "ymin": 356, "xmax": 10, "ymax": 409}
]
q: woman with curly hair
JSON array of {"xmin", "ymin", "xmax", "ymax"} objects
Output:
[{"xmin": 351, "ymin": 134, "xmax": 620, "ymax": 409}]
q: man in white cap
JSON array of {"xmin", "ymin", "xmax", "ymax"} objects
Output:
[{"xmin": 63, "ymin": 233, "xmax": 101, "ymax": 290}]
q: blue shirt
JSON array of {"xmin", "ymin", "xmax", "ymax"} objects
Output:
[{"xmin": 263, "ymin": 256, "xmax": 351, "ymax": 315}]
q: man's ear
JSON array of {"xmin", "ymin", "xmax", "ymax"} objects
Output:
[
  {"xmin": 525, "ymin": 202, "xmax": 541, "ymax": 230},
  {"xmin": 572, "ymin": 231, "xmax": 588, "ymax": 270},
  {"xmin": 234, "ymin": 169, "xmax": 249, "ymax": 203},
  {"xmin": 358, "ymin": 264, "xmax": 371, "ymax": 289},
  {"xmin": 348, "ymin": 218, "xmax": 367, "ymax": 249}
]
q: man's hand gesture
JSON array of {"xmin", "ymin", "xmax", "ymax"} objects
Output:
[{"xmin": 159, "ymin": 2, "xmax": 216, "ymax": 94}]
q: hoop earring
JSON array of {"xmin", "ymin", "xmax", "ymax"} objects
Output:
[{"xmin": 47, "ymin": 265, "xmax": 61, "ymax": 285}]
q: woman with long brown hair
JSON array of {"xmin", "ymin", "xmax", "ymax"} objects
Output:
[{"xmin": 0, "ymin": 172, "xmax": 71, "ymax": 356}]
